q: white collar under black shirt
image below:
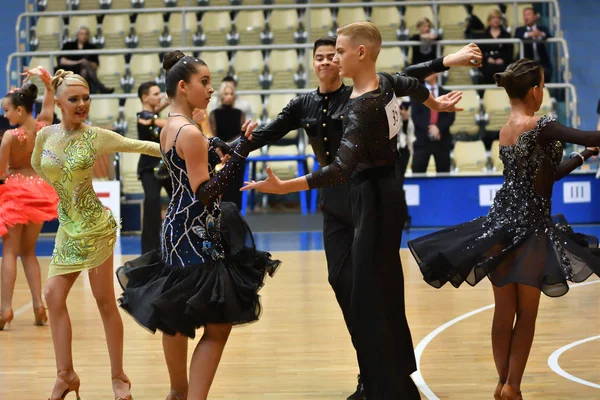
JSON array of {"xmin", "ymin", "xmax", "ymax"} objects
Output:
[{"xmin": 425, "ymin": 82, "xmax": 438, "ymax": 98}]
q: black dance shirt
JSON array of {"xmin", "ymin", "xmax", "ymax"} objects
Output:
[
  {"xmin": 137, "ymin": 110, "xmax": 162, "ymax": 176},
  {"xmin": 306, "ymin": 73, "xmax": 429, "ymax": 189},
  {"xmin": 249, "ymin": 58, "xmax": 449, "ymax": 167}
]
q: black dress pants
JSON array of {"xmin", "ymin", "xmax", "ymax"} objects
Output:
[
  {"xmin": 349, "ymin": 165, "xmax": 419, "ymax": 399},
  {"xmin": 140, "ymin": 171, "xmax": 173, "ymax": 254}
]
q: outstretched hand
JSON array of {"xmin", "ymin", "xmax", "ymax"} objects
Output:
[
  {"xmin": 21, "ymin": 66, "xmax": 51, "ymax": 86},
  {"xmin": 445, "ymin": 43, "xmax": 483, "ymax": 68},
  {"xmin": 426, "ymin": 91, "xmax": 464, "ymax": 112},
  {"xmin": 240, "ymin": 165, "xmax": 287, "ymax": 194}
]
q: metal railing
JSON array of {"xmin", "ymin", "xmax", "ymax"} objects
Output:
[
  {"xmin": 15, "ymin": 0, "xmax": 561, "ymax": 60},
  {"xmin": 7, "ymin": 37, "xmax": 571, "ymax": 105},
  {"xmin": 12, "ymin": 0, "xmax": 566, "ymax": 104}
]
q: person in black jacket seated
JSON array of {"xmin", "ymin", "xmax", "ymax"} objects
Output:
[
  {"xmin": 514, "ymin": 7, "xmax": 553, "ymax": 82},
  {"xmin": 410, "ymin": 17, "xmax": 442, "ymax": 65},
  {"xmin": 208, "ymin": 81, "xmax": 246, "ymax": 209},
  {"xmin": 233, "ymin": 35, "xmax": 481, "ymax": 400},
  {"xmin": 480, "ymin": 9, "xmax": 513, "ymax": 85},
  {"xmin": 137, "ymin": 81, "xmax": 171, "ymax": 254},
  {"xmin": 56, "ymin": 26, "xmax": 114, "ymax": 94}
]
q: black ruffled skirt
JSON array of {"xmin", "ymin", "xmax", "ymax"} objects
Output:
[
  {"xmin": 116, "ymin": 202, "xmax": 281, "ymax": 338},
  {"xmin": 407, "ymin": 214, "xmax": 600, "ymax": 297}
]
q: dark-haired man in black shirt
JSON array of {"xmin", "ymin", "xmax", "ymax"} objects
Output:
[
  {"xmin": 235, "ymin": 37, "xmax": 481, "ymax": 399},
  {"xmin": 137, "ymin": 81, "xmax": 171, "ymax": 254}
]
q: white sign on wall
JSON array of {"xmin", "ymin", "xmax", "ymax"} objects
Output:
[
  {"xmin": 479, "ymin": 184, "xmax": 503, "ymax": 206},
  {"xmin": 403, "ymin": 184, "xmax": 420, "ymax": 206},
  {"xmin": 93, "ymin": 180, "xmax": 121, "ymax": 236},
  {"xmin": 563, "ymin": 181, "xmax": 591, "ymax": 204}
]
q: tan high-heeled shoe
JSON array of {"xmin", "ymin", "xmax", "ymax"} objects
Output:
[
  {"xmin": 0, "ymin": 309, "xmax": 14, "ymax": 330},
  {"xmin": 501, "ymin": 384, "xmax": 523, "ymax": 400},
  {"xmin": 494, "ymin": 382, "xmax": 504, "ymax": 400},
  {"xmin": 48, "ymin": 372, "xmax": 81, "ymax": 400},
  {"xmin": 113, "ymin": 373, "xmax": 133, "ymax": 400},
  {"xmin": 34, "ymin": 305, "xmax": 48, "ymax": 326}
]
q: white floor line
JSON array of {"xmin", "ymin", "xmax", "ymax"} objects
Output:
[
  {"xmin": 413, "ymin": 280, "xmax": 600, "ymax": 399},
  {"xmin": 547, "ymin": 335, "xmax": 600, "ymax": 389}
]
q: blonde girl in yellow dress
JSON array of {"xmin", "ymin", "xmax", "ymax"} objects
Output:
[{"xmin": 31, "ymin": 70, "xmax": 161, "ymax": 400}]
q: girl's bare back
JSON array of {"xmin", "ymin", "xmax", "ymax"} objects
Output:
[{"xmin": 499, "ymin": 115, "xmax": 541, "ymax": 147}]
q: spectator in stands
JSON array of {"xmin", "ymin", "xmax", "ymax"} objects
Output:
[
  {"xmin": 515, "ymin": 7, "xmax": 553, "ymax": 82},
  {"xmin": 192, "ymin": 108, "xmax": 212, "ymax": 137},
  {"xmin": 56, "ymin": 26, "xmax": 114, "ymax": 94},
  {"xmin": 209, "ymin": 81, "xmax": 246, "ymax": 208},
  {"xmin": 410, "ymin": 17, "xmax": 442, "ymax": 65},
  {"xmin": 136, "ymin": 81, "xmax": 172, "ymax": 254},
  {"xmin": 213, "ymin": 76, "xmax": 254, "ymax": 120},
  {"xmin": 480, "ymin": 9, "xmax": 513, "ymax": 84},
  {"xmin": 411, "ymin": 73, "xmax": 455, "ymax": 172},
  {"xmin": 397, "ymin": 96, "xmax": 415, "ymax": 231}
]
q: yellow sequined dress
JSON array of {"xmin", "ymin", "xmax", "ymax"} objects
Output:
[{"xmin": 31, "ymin": 124, "xmax": 161, "ymax": 277}]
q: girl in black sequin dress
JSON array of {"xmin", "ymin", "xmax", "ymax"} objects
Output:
[
  {"xmin": 116, "ymin": 51, "xmax": 280, "ymax": 400},
  {"xmin": 408, "ymin": 59, "xmax": 600, "ymax": 400},
  {"xmin": 242, "ymin": 22, "xmax": 464, "ymax": 399}
]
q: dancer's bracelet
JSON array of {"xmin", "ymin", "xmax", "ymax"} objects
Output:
[{"xmin": 569, "ymin": 152, "xmax": 585, "ymax": 164}]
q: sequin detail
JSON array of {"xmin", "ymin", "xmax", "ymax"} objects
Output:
[
  {"xmin": 160, "ymin": 130, "xmax": 226, "ymax": 267},
  {"xmin": 31, "ymin": 124, "xmax": 161, "ymax": 277},
  {"xmin": 477, "ymin": 115, "xmax": 573, "ymax": 278},
  {"xmin": 10, "ymin": 120, "xmax": 47, "ymax": 144},
  {"xmin": 307, "ymin": 73, "xmax": 424, "ymax": 189}
]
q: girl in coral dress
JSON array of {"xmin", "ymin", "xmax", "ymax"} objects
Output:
[{"xmin": 0, "ymin": 66, "xmax": 58, "ymax": 330}]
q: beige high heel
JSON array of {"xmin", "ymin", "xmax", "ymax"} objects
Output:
[
  {"xmin": 501, "ymin": 384, "xmax": 523, "ymax": 400},
  {"xmin": 494, "ymin": 382, "xmax": 504, "ymax": 400},
  {"xmin": 48, "ymin": 372, "xmax": 81, "ymax": 400},
  {"xmin": 112, "ymin": 373, "xmax": 133, "ymax": 400},
  {"xmin": 34, "ymin": 305, "xmax": 48, "ymax": 326},
  {"xmin": 0, "ymin": 309, "xmax": 14, "ymax": 330}
]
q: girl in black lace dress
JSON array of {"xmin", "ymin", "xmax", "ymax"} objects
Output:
[
  {"xmin": 116, "ymin": 51, "xmax": 280, "ymax": 400},
  {"xmin": 408, "ymin": 59, "xmax": 600, "ymax": 400}
]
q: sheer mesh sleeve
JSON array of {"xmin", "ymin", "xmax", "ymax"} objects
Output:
[
  {"xmin": 96, "ymin": 128, "xmax": 161, "ymax": 157},
  {"xmin": 555, "ymin": 148, "xmax": 598, "ymax": 181},
  {"xmin": 538, "ymin": 120, "xmax": 600, "ymax": 147},
  {"xmin": 305, "ymin": 109, "xmax": 360, "ymax": 189},
  {"xmin": 194, "ymin": 138, "xmax": 252, "ymax": 206},
  {"xmin": 537, "ymin": 118, "xmax": 600, "ymax": 180},
  {"xmin": 31, "ymin": 127, "xmax": 50, "ymax": 183}
]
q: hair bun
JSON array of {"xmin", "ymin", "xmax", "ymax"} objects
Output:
[
  {"xmin": 20, "ymin": 82, "xmax": 38, "ymax": 101},
  {"xmin": 163, "ymin": 50, "xmax": 186, "ymax": 72},
  {"xmin": 50, "ymin": 69, "xmax": 74, "ymax": 92},
  {"xmin": 494, "ymin": 70, "xmax": 513, "ymax": 88}
]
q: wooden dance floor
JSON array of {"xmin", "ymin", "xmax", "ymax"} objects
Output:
[{"xmin": 1, "ymin": 250, "xmax": 598, "ymax": 399}]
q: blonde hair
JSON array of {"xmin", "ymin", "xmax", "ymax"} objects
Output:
[
  {"xmin": 337, "ymin": 21, "xmax": 382, "ymax": 60},
  {"xmin": 487, "ymin": 9, "xmax": 503, "ymax": 24},
  {"xmin": 218, "ymin": 81, "xmax": 236, "ymax": 102},
  {"xmin": 417, "ymin": 17, "xmax": 432, "ymax": 29},
  {"xmin": 51, "ymin": 69, "xmax": 89, "ymax": 95}
]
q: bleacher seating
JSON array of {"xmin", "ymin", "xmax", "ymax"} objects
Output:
[{"xmin": 13, "ymin": 0, "xmax": 566, "ymax": 198}]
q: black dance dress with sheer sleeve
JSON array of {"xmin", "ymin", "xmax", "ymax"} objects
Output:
[
  {"xmin": 408, "ymin": 116, "xmax": 600, "ymax": 297},
  {"xmin": 305, "ymin": 72, "xmax": 430, "ymax": 400},
  {"xmin": 116, "ymin": 123, "xmax": 281, "ymax": 338}
]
